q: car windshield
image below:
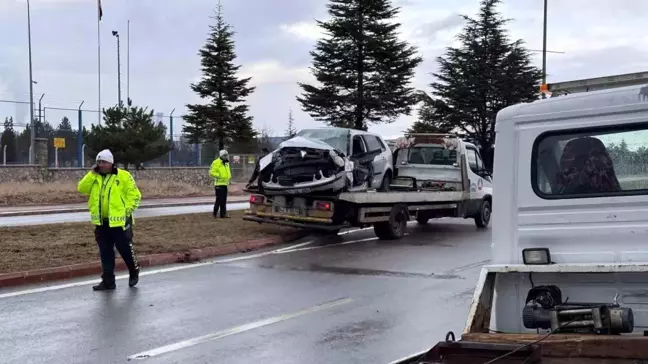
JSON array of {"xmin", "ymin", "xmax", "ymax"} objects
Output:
[
  {"xmin": 296, "ymin": 129, "xmax": 349, "ymax": 154},
  {"xmin": 408, "ymin": 146, "xmax": 457, "ymax": 166}
]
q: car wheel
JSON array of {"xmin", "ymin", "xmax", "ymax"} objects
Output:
[{"xmin": 378, "ymin": 172, "xmax": 391, "ymax": 192}]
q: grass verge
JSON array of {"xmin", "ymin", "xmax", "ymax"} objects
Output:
[
  {"xmin": 0, "ymin": 181, "xmax": 246, "ymax": 206},
  {"xmin": 0, "ymin": 211, "xmax": 296, "ymax": 274}
]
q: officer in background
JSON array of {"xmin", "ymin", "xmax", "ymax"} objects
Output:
[
  {"xmin": 78, "ymin": 149, "xmax": 142, "ymax": 291},
  {"xmin": 211, "ymin": 149, "xmax": 232, "ymax": 218}
]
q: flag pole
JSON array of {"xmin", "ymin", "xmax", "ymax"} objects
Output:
[{"xmin": 97, "ymin": 0, "xmax": 102, "ymax": 125}]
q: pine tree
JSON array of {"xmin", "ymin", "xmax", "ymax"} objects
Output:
[
  {"xmin": 58, "ymin": 116, "xmax": 72, "ymax": 130},
  {"xmin": 429, "ymin": 0, "xmax": 542, "ymax": 168},
  {"xmin": 86, "ymin": 99, "xmax": 171, "ymax": 169},
  {"xmin": 286, "ymin": 108, "xmax": 297, "ymax": 138},
  {"xmin": 184, "ymin": 3, "xmax": 256, "ymax": 151},
  {"xmin": 407, "ymin": 92, "xmax": 454, "ymax": 134},
  {"xmin": 297, "ymin": 0, "xmax": 423, "ymax": 130},
  {"xmin": 1, "ymin": 117, "xmax": 17, "ymax": 163}
]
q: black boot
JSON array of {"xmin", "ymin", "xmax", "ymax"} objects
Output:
[
  {"xmin": 92, "ymin": 280, "xmax": 116, "ymax": 291},
  {"xmin": 129, "ymin": 269, "xmax": 140, "ymax": 287}
]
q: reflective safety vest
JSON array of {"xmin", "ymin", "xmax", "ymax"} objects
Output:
[
  {"xmin": 77, "ymin": 168, "xmax": 142, "ymax": 228},
  {"xmin": 210, "ymin": 158, "xmax": 232, "ymax": 186}
]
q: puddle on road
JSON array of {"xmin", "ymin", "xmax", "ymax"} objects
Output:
[
  {"xmin": 257, "ymin": 263, "xmax": 463, "ymax": 280},
  {"xmin": 319, "ymin": 319, "xmax": 391, "ymax": 346}
]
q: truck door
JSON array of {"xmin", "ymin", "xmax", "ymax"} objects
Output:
[
  {"xmin": 362, "ymin": 134, "xmax": 387, "ymax": 189},
  {"xmin": 465, "ymin": 146, "xmax": 492, "ymax": 212}
]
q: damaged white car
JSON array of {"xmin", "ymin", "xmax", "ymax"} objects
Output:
[{"xmin": 258, "ymin": 128, "xmax": 394, "ymax": 195}]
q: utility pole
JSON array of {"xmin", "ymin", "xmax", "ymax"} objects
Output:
[
  {"xmin": 27, "ymin": 0, "xmax": 35, "ymax": 164},
  {"xmin": 542, "ymin": 0, "xmax": 548, "ymax": 98},
  {"xmin": 112, "ymin": 30, "xmax": 122, "ymax": 106},
  {"xmin": 127, "ymin": 20, "xmax": 130, "ymax": 103}
]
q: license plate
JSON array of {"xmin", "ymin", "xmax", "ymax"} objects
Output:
[{"xmin": 276, "ymin": 206, "xmax": 301, "ymax": 215}]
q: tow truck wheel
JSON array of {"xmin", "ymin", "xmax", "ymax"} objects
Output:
[
  {"xmin": 475, "ymin": 199, "xmax": 491, "ymax": 228},
  {"xmin": 374, "ymin": 204, "xmax": 408, "ymax": 240}
]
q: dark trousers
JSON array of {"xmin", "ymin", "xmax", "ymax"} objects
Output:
[
  {"xmin": 214, "ymin": 186, "xmax": 228, "ymax": 217},
  {"xmin": 95, "ymin": 219, "xmax": 139, "ymax": 284}
]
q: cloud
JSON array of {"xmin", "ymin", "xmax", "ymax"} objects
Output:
[
  {"xmin": 241, "ymin": 60, "xmax": 312, "ymax": 86},
  {"xmin": 279, "ymin": 21, "xmax": 322, "ymax": 41}
]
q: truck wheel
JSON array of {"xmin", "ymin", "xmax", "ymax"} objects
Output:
[
  {"xmin": 475, "ymin": 199, "xmax": 491, "ymax": 228},
  {"xmin": 374, "ymin": 204, "xmax": 408, "ymax": 240}
]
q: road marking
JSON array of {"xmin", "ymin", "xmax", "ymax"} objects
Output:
[
  {"xmin": 127, "ymin": 297, "xmax": 354, "ymax": 360},
  {"xmin": 0, "ymin": 231, "xmax": 376, "ymax": 298}
]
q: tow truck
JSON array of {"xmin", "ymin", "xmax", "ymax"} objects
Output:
[
  {"xmin": 243, "ymin": 134, "xmax": 493, "ymax": 239},
  {"xmin": 392, "ymin": 71, "xmax": 648, "ymax": 363}
]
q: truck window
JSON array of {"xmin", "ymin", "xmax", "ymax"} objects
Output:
[
  {"xmin": 466, "ymin": 148, "xmax": 484, "ymax": 173},
  {"xmin": 362, "ymin": 135, "xmax": 383, "ymax": 153},
  {"xmin": 533, "ymin": 126, "xmax": 648, "ymax": 197},
  {"xmin": 408, "ymin": 146, "xmax": 456, "ymax": 166}
]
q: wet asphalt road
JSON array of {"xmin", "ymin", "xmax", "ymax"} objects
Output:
[{"xmin": 0, "ymin": 218, "xmax": 491, "ymax": 364}]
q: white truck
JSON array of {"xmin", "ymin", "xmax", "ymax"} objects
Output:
[
  {"xmin": 243, "ymin": 133, "xmax": 493, "ymax": 239},
  {"xmin": 393, "ymin": 71, "xmax": 648, "ymax": 363}
]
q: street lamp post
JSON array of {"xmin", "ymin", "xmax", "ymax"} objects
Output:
[
  {"xmin": 112, "ymin": 30, "xmax": 122, "ymax": 106},
  {"xmin": 542, "ymin": 0, "xmax": 548, "ymax": 96},
  {"xmin": 27, "ymin": 0, "xmax": 35, "ymax": 164}
]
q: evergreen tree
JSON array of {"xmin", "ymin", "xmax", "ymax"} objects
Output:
[
  {"xmin": 86, "ymin": 99, "xmax": 171, "ymax": 169},
  {"xmin": 429, "ymin": 0, "xmax": 542, "ymax": 168},
  {"xmin": 286, "ymin": 107, "xmax": 297, "ymax": 138},
  {"xmin": 298, "ymin": 0, "xmax": 423, "ymax": 130},
  {"xmin": 58, "ymin": 116, "xmax": 72, "ymax": 130},
  {"xmin": 184, "ymin": 3, "xmax": 256, "ymax": 151},
  {"xmin": 407, "ymin": 92, "xmax": 454, "ymax": 134},
  {"xmin": 1, "ymin": 117, "xmax": 17, "ymax": 163}
]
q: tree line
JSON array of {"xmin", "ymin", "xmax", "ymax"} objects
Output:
[
  {"xmin": 183, "ymin": 0, "xmax": 541, "ymax": 170},
  {"xmin": 2, "ymin": 0, "xmax": 541, "ymax": 169}
]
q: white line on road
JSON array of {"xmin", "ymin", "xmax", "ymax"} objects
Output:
[
  {"xmin": 0, "ymin": 230, "xmax": 380, "ymax": 299},
  {"xmin": 128, "ymin": 297, "xmax": 354, "ymax": 360}
]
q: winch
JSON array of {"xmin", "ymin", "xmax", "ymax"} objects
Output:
[{"xmin": 522, "ymin": 285, "xmax": 634, "ymax": 334}]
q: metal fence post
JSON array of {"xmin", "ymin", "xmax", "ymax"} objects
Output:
[
  {"xmin": 54, "ymin": 147, "xmax": 58, "ymax": 167},
  {"xmin": 82, "ymin": 144, "xmax": 86, "ymax": 167},
  {"xmin": 169, "ymin": 109, "xmax": 175, "ymax": 166},
  {"xmin": 77, "ymin": 101, "xmax": 84, "ymax": 167}
]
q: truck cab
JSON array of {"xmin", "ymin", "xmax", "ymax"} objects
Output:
[{"xmin": 395, "ymin": 72, "xmax": 648, "ymax": 363}]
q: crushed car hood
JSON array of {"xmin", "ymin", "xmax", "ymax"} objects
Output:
[{"xmin": 258, "ymin": 135, "xmax": 357, "ymax": 194}]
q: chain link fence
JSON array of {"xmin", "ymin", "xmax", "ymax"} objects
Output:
[{"xmin": 0, "ymin": 99, "xmax": 283, "ymax": 168}]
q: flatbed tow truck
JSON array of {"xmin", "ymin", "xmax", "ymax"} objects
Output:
[
  {"xmin": 391, "ymin": 71, "xmax": 648, "ymax": 363},
  {"xmin": 243, "ymin": 135, "xmax": 493, "ymax": 239}
]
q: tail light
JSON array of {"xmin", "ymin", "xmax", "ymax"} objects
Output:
[
  {"xmin": 249, "ymin": 195, "xmax": 264, "ymax": 205},
  {"xmin": 315, "ymin": 200, "xmax": 332, "ymax": 211}
]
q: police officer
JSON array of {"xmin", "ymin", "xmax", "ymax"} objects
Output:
[
  {"xmin": 210, "ymin": 149, "xmax": 232, "ymax": 218},
  {"xmin": 78, "ymin": 149, "xmax": 142, "ymax": 291}
]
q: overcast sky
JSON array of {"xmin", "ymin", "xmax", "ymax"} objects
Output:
[{"xmin": 0, "ymin": 0, "xmax": 646, "ymax": 139}]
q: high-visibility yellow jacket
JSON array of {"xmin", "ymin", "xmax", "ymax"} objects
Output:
[
  {"xmin": 210, "ymin": 158, "xmax": 231, "ymax": 186},
  {"xmin": 77, "ymin": 168, "xmax": 142, "ymax": 228}
]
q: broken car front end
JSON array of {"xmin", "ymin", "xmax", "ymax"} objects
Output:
[{"xmin": 260, "ymin": 136, "xmax": 351, "ymax": 195}]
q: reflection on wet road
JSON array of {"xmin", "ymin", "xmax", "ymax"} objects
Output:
[{"xmin": 0, "ymin": 218, "xmax": 491, "ymax": 364}]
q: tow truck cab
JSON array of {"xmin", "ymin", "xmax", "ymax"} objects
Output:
[{"xmin": 396, "ymin": 71, "xmax": 648, "ymax": 363}]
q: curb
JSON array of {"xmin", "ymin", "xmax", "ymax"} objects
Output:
[
  {"xmin": 0, "ymin": 231, "xmax": 308, "ymax": 289},
  {"xmin": 0, "ymin": 195, "xmax": 250, "ymax": 218}
]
